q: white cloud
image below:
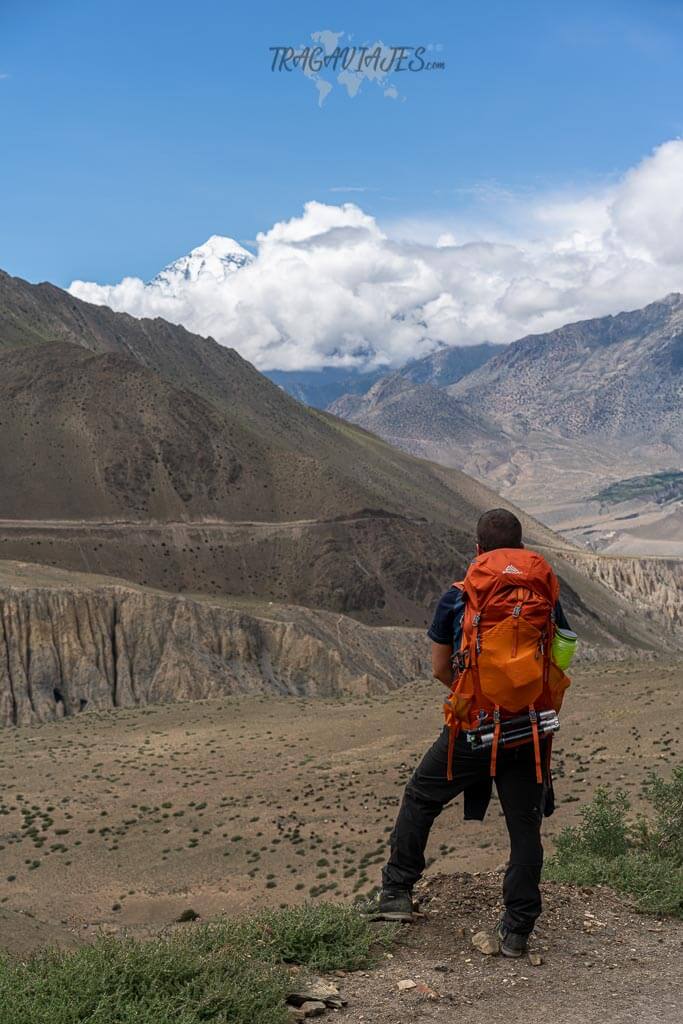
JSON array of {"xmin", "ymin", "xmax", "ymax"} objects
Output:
[{"xmin": 69, "ymin": 140, "xmax": 683, "ymax": 371}]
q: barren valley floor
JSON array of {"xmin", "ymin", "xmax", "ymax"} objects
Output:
[{"xmin": 0, "ymin": 661, "xmax": 680, "ymax": 953}]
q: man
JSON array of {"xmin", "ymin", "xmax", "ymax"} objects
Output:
[{"xmin": 376, "ymin": 508, "xmax": 572, "ymax": 957}]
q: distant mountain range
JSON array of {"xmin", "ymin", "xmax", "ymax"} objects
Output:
[
  {"xmin": 265, "ymin": 366, "xmax": 386, "ymax": 409},
  {"xmin": 266, "ymin": 342, "xmax": 505, "ymax": 408},
  {"xmin": 329, "ymin": 296, "xmax": 683, "ymax": 555}
]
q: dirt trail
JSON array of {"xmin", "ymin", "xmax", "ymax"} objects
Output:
[
  {"xmin": 0, "ymin": 512, "xmax": 419, "ymax": 533},
  {"xmin": 339, "ymin": 872, "xmax": 682, "ymax": 1024}
]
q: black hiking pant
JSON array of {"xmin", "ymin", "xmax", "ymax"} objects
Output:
[{"xmin": 382, "ymin": 726, "xmax": 546, "ymax": 935}]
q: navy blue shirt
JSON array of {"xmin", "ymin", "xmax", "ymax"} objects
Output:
[{"xmin": 428, "ymin": 586, "xmax": 570, "ymax": 648}]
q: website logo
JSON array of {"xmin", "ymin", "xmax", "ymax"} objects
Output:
[{"xmin": 270, "ymin": 30, "xmax": 445, "ymax": 106}]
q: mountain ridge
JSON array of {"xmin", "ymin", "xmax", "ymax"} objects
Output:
[{"xmin": 450, "ymin": 292, "xmax": 683, "ymax": 443}]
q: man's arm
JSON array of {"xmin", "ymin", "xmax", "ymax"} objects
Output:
[
  {"xmin": 555, "ymin": 600, "xmax": 571, "ymax": 631},
  {"xmin": 432, "ymin": 642, "xmax": 454, "ymax": 688},
  {"xmin": 427, "ymin": 586, "xmax": 465, "ymax": 689}
]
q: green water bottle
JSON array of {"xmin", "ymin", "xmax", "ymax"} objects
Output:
[{"xmin": 551, "ymin": 628, "xmax": 578, "ymax": 671}]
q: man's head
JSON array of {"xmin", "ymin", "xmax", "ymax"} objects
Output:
[{"xmin": 476, "ymin": 508, "xmax": 523, "ymax": 553}]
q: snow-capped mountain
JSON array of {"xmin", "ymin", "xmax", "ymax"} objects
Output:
[{"xmin": 150, "ymin": 235, "xmax": 253, "ymax": 293}]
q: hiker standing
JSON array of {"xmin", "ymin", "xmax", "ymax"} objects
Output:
[{"xmin": 377, "ymin": 509, "xmax": 576, "ymax": 957}]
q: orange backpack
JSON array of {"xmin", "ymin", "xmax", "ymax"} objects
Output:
[{"xmin": 443, "ymin": 547, "xmax": 571, "ymax": 784}]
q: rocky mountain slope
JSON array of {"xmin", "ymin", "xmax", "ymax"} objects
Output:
[
  {"xmin": 331, "ymin": 374, "xmax": 506, "ymax": 463},
  {"xmin": 330, "ymin": 296, "xmax": 683, "ymax": 554},
  {"xmin": 450, "ymin": 294, "xmax": 683, "ymax": 446},
  {"xmin": 390, "ymin": 341, "xmax": 506, "ymax": 388},
  {"xmin": 0, "ymin": 342, "xmax": 246, "ymax": 520}
]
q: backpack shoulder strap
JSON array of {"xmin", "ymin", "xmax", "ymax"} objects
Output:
[{"xmin": 448, "ymin": 582, "xmax": 467, "ymax": 653}]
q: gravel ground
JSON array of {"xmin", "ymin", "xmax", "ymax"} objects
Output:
[{"xmin": 337, "ymin": 871, "xmax": 682, "ymax": 1024}]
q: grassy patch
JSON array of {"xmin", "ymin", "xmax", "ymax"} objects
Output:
[
  {"xmin": 0, "ymin": 902, "xmax": 384, "ymax": 1024},
  {"xmin": 590, "ymin": 469, "xmax": 683, "ymax": 505},
  {"xmin": 544, "ymin": 766, "xmax": 683, "ymax": 917}
]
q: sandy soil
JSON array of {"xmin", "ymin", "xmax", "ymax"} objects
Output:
[{"xmin": 0, "ymin": 661, "xmax": 680, "ymax": 954}]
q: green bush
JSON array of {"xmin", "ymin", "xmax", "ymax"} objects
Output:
[
  {"xmin": 0, "ymin": 902, "xmax": 383, "ymax": 1024},
  {"xmin": 223, "ymin": 901, "xmax": 380, "ymax": 972},
  {"xmin": 545, "ymin": 766, "xmax": 683, "ymax": 917},
  {"xmin": 639, "ymin": 767, "xmax": 683, "ymax": 865}
]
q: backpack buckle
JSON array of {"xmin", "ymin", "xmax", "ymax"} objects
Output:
[
  {"xmin": 452, "ymin": 649, "xmax": 470, "ymax": 674},
  {"xmin": 512, "ymin": 604, "xmax": 522, "ymax": 617}
]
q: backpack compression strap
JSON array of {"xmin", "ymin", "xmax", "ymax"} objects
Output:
[
  {"xmin": 529, "ymin": 706, "xmax": 543, "ymax": 784},
  {"xmin": 490, "ymin": 706, "xmax": 501, "ymax": 778}
]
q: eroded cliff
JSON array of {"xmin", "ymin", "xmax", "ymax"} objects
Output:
[
  {"xmin": 0, "ymin": 561, "xmax": 428, "ymax": 727},
  {"xmin": 559, "ymin": 552, "xmax": 682, "ymax": 631}
]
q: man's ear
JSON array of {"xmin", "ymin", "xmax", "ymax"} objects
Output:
[{"xmin": 476, "ymin": 543, "xmax": 482, "ymax": 556}]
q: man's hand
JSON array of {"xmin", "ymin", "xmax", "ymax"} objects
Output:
[{"xmin": 431, "ymin": 642, "xmax": 454, "ymax": 688}]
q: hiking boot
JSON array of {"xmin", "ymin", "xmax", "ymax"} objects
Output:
[
  {"xmin": 363, "ymin": 888, "xmax": 414, "ymax": 921},
  {"xmin": 378, "ymin": 889, "xmax": 414, "ymax": 921},
  {"xmin": 496, "ymin": 921, "xmax": 529, "ymax": 958}
]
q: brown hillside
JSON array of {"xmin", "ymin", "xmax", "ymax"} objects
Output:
[{"xmin": 0, "ymin": 271, "xmax": 531, "ymax": 529}]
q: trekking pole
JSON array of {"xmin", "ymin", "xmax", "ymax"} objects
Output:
[
  {"xmin": 467, "ymin": 711, "xmax": 559, "ymax": 748},
  {"xmin": 466, "ymin": 710, "xmax": 557, "ymax": 742}
]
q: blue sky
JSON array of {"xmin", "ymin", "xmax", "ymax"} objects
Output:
[{"xmin": 2, "ymin": 0, "xmax": 683, "ymax": 288}]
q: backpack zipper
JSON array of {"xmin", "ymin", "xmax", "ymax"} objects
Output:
[
  {"xmin": 511, "ymin": 601, "xmax": 523, "ymax": 657},
  {"xmin": 473, "ymin": 613, "xmax": 481, "ymax": 654}
]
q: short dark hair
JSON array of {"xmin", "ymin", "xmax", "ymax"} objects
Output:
[{"xmin": 476, "ymin": 508, "xmax": 523, "ymax": 552}]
